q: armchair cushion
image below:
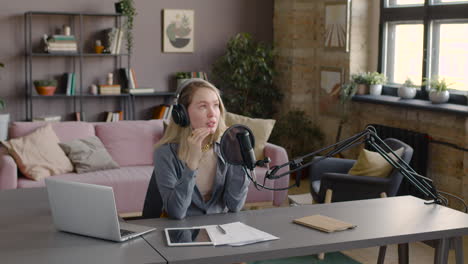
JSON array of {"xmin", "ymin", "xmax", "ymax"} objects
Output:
[
  {"xmin": 1, "ymin": 124, "xmax": 73, "ymax": 181},
  {"xmin": 59, "ymin": 136, "xmax": 119, "ymax": 174},
  {"xmin": 224, "ymin": 112, "xmax": 275, "ymax": 160},
  {"xmin": 348, "ymin": 147, "xmax": 404, "ymax": 178}
]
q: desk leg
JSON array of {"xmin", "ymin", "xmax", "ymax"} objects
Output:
[
  {"xmin": 453, "ymin": 237, "xmax": 463, "ymax": 264},
  {"xmin": 398, "ymin": 243, "xmax": 409, "ymax": 264},
  {"xmin": 377, "ymin": 245, "xmax": 387, "ymax": 264},
  {"xmin": 434, "ymin": 238, "xmax": 449, "ymax": 264}
]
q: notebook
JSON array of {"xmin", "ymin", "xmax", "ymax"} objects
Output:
[
  {"xmin": 45, "ymin": 178, "xmax": 155, "ymax": 242},
  {"xmin": 293, "ymin": 214, "xmax": 356, "ymax": 233}
]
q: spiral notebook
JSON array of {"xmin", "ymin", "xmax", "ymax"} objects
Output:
[{"xmin": 293, "ymin": 214, "xmax": 356, "ymax": 233}]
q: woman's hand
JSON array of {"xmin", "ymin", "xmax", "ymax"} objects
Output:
[{"xmin": 185, "ymin": 128, "xmax": 211, "ymax": 170}]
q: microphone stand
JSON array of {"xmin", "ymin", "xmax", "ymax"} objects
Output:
[{"xmin": 259, "ymin": 126, "xmax": 444, "ymax": 205}]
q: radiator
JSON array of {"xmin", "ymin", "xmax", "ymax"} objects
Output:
[{"xmin": 367, "ymin": 124, "xmax": 429, "ymax": 197}]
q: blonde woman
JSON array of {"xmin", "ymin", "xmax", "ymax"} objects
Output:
[{"xmin": 143, "ymin": 79, "xmax": 249, "ymax": 220}]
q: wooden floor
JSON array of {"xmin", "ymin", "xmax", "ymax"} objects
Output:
[{"xmin": 283, "ymin": 177, "xmax": 468, "ymax": 264}]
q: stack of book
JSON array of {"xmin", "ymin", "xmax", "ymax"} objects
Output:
[
  {"xmin": 64, "ymin": 72, "xmax": 76, "ymax": 95},
  {"xmin": 44, "ymin": 34, "xmax": 78, "ymax": 53},
  {"xmin": 119, "ymin": 68, "xmax": 155, "ymax": 94},
  {"xmin": 105, "ymin": 111, "xmax": 123, "ymax": 122},
  {"xmin": 105, "ymin": 27, "xmax": 124, "ymax": 54},
  {"xmin": 99, "ymin": 84, "xmax": 121, "ymax": 95}
]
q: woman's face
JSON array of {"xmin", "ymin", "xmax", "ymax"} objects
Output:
[{"xmin": 187, "ymin": 87, "xmax": 220, "ymax": 134}]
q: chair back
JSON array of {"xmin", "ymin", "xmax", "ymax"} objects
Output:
[
  {"xmin": 142, "ymin": 170, "xmax": 163, "ymax": 219},
  {"xmin": 378, "ymin": 138, "xmax": 414, "ymax": 196}
]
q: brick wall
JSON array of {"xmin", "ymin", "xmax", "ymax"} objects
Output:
[{"xmin": 274, "ymin": 0, "xmax": 468, "ymax": 210}]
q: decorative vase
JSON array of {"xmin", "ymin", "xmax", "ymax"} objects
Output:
[
  {"xmin": 356, "ymin": 84, "xmax": 369, "ymax": 95},
  {"xmin": 369, "ymin": 84, "xmax": 383, "ymax": 96},
  {"xmin": 35, "ymin": 86, "xmax": 57, "ymax": 96},
  {"xmin": 0, "ymin": 113, "xmax": 9, "ymax": 141},
  {"xmin": 429, "ymin": 90, "xmax": 449, "ymax": 104},
  {"xmin": 398, "ymin": 86, "xmax": 416, "ymax": 99}
]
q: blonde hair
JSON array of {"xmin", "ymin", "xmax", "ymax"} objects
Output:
[{"xmin": 155, "ymin": 81, "xmax": 227, "ymax": 161}]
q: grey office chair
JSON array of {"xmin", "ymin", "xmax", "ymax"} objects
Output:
[{"xmin": 308, "ymin": 138, "xmax": 413, "ymax": 263}]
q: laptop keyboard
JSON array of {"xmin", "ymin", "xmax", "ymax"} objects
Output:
[{"xmin": 120, "ymin": 229, "xmax": 136, "ymax": 237}]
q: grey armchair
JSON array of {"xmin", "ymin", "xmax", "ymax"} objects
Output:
[{"xmin": 309, "ymin": 138, "xmax": 414, "ymax": 203}]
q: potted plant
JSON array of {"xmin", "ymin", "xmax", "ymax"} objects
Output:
[
  {"xmin": 212, "ymin": 33, "xmax": 282, "ymax": 118},
  {"xmin": 115, "ymin": 0, "xmax": 137, "ymax": 55},
  {"xmin": 424, "ymin": 77, "xmax": 450, "ymax": 104},
  {"xmin": 0, "ymin": 62, "xmax": 8, "ymax": 140},
  {"xmin": 398, "ymin": 77, "xmax": 418, "ymax": 99},
  {"xmin": 351, "ymin": 72, "xmax": 369, "ymax": 95},
  {"xmin": 34, "ymin": 80, "xmax": 57, "ymax": 96},
  {"xmin": 367, "ymin": 71, "xmax": 386, "ymax": 96},
  {"xmin": 175, "ymin": 72, "xmax": 191, "ymax": 89}
]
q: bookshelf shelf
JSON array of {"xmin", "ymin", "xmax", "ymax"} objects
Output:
[{"xmin": 24, "ymin": 11, "xmax": 131, "ymax": 121}]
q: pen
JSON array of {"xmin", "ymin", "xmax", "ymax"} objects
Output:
[{"xmin": 217, "ymin": 225, "xmax": 227, "ymax": 234}]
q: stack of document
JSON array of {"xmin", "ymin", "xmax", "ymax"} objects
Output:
[{"xmin": 205, "ymin": 222, "xmax": 279, "ymax": 246}]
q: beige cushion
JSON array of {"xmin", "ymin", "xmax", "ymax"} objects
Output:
[
  {"xmin": 224, "ymin": 112, "xmax": 276, "ymax": 159},
  {"xmin": 59, "ymin": 136, "xmax": 119, "ymax": 174},
  {"xmin": 348, "ymin": 147, "xmax": 405, "ymax": 178},
  {"xmin": 1, "ymin": 124, "xmax": 73, "ymax": 181}
]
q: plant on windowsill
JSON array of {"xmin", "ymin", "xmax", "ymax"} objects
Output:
[
  {"xmin": 351, "ymin": 72, "xmax": 369, "ymax": 95},
  {"xmin": 424, "ymin": 77, "xmax": 450, "ymax": 104},
  {"xmin": 398, "ymin": 77, "xmax": 418, "ymax": 99},
  {"xmin": 366, "ymin": 71, "xmax": 387, "ymax": 96},
  {"xmin": 33, "ymin": 79, "xmax": 57, "ymax": 96},
  {"xmin": 115, "ymin": 0, "xmax": 137, "ymax": 55}
]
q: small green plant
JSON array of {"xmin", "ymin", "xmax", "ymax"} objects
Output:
[
  {"xmin": 33, "ymin": 79, "xmax": 57, "ymax": 87},
  {"xmin": 175, "ymin": 72, "xmax": 191, "ymax": 79},
  {"xmin": 423, "ymin": 77, "xmax": 451, "ymax": 92},
  {"xmin": 367, "ymin": 71, "xmax": 387, "ymax": 85},
  {"xmin": 116, "ymin": 0, "xmax": 137, "ymax": 55},
  {"xmin": 403, "ymin": 77, "xmax": 417, "ymax": 88},
  {"xmin": 351, "ymin": 72, "xmax": 368, "ymax": 85}
]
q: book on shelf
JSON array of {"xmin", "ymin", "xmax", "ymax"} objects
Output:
[
  {"xmin": 152, "ymin": 104, "xmax": 168, "ymax": 119},
  {"xmin": 163, "ymin": 104, "xmax": 174, "ymax": 121},
  {"xmin": 32, "ymin": 115, "xmax": 62, "ymax": 122},
  {"xmin": 105, "ymin": 27, "xmax": 123, "ymax": 54},
  {"xmin": 75, "ymin": 111, "xmax": 86, "ymax": 122},
  {"xmin": 99, "ymin": 84, "xmax": 121, "ymax": 95},
  {"xmin": 123, "ymin": 88, "xmax": 155, "ymax": 94},
  {"xmin": 105, "ymin": 111, "xmax": 123, "ymax": 122}
]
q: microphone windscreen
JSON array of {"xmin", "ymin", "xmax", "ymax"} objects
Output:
[{"xmin": 220, "ymin": 124, "xmax": 255, "ymax": 165}]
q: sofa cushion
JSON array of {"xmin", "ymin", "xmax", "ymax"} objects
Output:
[
  {"xmin": 225, "ymin": 112, "xmax": 276, "ymax": 159},
  {"xmin": 9, "ymin": 122, "xmax": 95, "ymax": 142},
  {"xmin": 59, "ymin": 136, "xmax": 119, "ymax": 173},
  {"xmin": 349, "ymin": 147, "xmax": 404, "ymax": 178},
  {"xmin": 95, "ymin": 120, "xmax": 164, "ymax": 167},
  {"xmin": 18, "ymin": 166, "xmax": 153, "ymax": 213},
  {"xmin": 2, "ymin": 124, "xmax": 74, "ymax": 181}
]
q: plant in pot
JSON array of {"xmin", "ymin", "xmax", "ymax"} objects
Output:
[
  {"xmin": 398, "ymin": 77, "xmax": 418, "ymax": 99},
  {"xmin": 424, "ymin": 77, "xmax": 450, "ymax": 104},
  {"xmin": 351, "ymin": 72, "xmax": 369, "ymax": 95},
  {"xmin": 367, "ymin": 71, "xmax": 386, "ymax": 96},
  {"xmin": 212, "ymin": 33, "xmax": 283, "ymax": 118},
  {"xmin": 174, "ymin": 72, "xmax": 191, "ymax": 89},
  {"xmin": 0, "ymin": 62, "xmax": 8, "ymax": 141},
  {"xmin": 34, "ymin": 80, "xmax": 57, "ymax": 96},
  {"xmin": 115, "ymin": 0, "xmax": 137, "ymax": 55}
]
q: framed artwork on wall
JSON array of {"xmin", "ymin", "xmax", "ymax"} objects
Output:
[
  {"xmin": 162, "ymin": 9, "xmax": 194, "ymax": 53},
  {"xmin": 320, "ymin": 67, "xmax": 343, "ymax": 95},
  {"xmin": 324, "ymin": 0, "xmax": 351, "ymax": 52}
]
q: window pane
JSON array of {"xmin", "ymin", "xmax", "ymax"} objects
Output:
[
  {"xmin": 431, "ymin": 22, "xmax": 468, "ymax": 91},
  {"xmin": 387, "ymin": 0, "xmax": 424, "ymax": 7},
  {"xmin": 384, "ymin": 23, "xmax": 424, "ymax": 85},
  {"xmin": 432, "ymin": 0, "xmax": 468, "ymax": 5}
]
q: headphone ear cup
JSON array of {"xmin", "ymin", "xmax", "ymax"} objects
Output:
[{"xmin": 171, "ymin": 104, "xmax": 190, "ymax": 127}]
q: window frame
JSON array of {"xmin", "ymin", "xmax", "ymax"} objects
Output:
[{"xmin": 378, "ymin": 0, "xmax": 468, "ymax": 97}]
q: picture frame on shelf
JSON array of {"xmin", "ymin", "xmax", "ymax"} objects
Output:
[
  {"xmin": 162, "ymin": 9, "xmax": 194, "ymax": 53},
  {"xmin": 324, "ymin": 0, "xmax": 351, "ymax": 52}
]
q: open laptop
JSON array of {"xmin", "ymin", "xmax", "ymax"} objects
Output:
[{"xmin": 45, "ymin": 178, "xmax": 156, "ymax": 242}]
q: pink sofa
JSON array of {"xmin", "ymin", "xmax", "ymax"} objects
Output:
[{"xmin": 0, "ymin": 120, "xmax": 289, "ymax": 214}]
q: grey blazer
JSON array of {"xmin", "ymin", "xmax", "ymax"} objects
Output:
[{"xmin": 153, "ymin": 143, "xmax": 249, "ymax": 219}]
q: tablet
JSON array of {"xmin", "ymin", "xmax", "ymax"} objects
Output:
[{"xmin": 165, "ymin": 227, "xmax": 214, "ymax": 246}]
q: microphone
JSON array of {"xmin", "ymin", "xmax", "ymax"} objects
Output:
[{"xmin": 236, "ymin": 131, "xmax": 256, "ymax": 170}]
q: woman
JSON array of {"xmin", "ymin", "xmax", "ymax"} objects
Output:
[{"xmin": 144, "ymin": 79, "xmax": 249, "ymax": 220}]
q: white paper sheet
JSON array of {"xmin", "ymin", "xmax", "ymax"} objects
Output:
[{"xmin": 205, "ymin": 222, "xmax": 279, "ymax": 246}]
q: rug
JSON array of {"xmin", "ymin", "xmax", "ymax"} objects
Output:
[{"xmin": 247, "ymin": 252, "xmax": 361, "ymax": 264}]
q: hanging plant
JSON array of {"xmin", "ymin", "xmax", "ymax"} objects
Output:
[{"xmin": 115, "ymin": 0, "xmax": 137, "ymax": 55}]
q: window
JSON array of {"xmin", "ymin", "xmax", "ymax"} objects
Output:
[{"xmin": 380, "ymin": 1, "xmax": 468, "ymax": 92}]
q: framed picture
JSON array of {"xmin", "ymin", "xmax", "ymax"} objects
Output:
[
  {"xmin": 162, "ymin": 9, "xmax": 194, "ymax": 53},
  {"xmin": 324, "ymin": 0, "xmax": 351, "ymax": 52},
  {"xmin": 320, "ymin": 67, "xmax": 343, "ymax": 95}
]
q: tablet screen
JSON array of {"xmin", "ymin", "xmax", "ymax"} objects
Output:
[{"xmin": 165, "ymin": 227, "xmax": 214, "ymax": 246}]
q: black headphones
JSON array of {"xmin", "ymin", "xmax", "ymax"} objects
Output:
[{"xmin": 171, "ymin": 78, "xmax": 216, "ymax": 127}]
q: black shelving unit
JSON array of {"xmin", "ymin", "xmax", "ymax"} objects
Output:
[{"xmin": 24, "ymin": 11, "xmax": 130, "ymax": 121}]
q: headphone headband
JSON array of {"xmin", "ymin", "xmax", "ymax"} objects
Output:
[{"xmin": 174, "ymin": 78, "xmax": 217, "ymax": 104}]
